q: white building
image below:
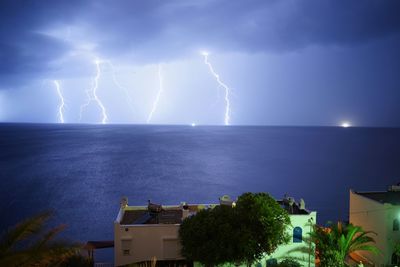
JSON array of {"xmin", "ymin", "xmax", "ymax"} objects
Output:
[
  {"xmin": 114, "ymin": 196, "xmax": 317, "ymax": 267},
  {"xmin": 350, "ymin": 186, "xmax": 400, "ymax": 266}
]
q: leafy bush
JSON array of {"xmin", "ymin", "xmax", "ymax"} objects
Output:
[
  {"xmin": 59, "ymin": 254, "xmax": 93, "ymax": 267},
  {"xmin": 278, "ymin": 258, "xmax": 301, "ymax": 267}
]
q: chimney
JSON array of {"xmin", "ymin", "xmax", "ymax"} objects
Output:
[
  {"xmin": 219, "ymin": 195, "xmax": 233, "ymax": 206},
  {"xmin": 180, "ymin": 202, "xmax": 190, "ymax": 220},
  {"xmin": 120, "ymin": 196, "xmax": 128, "ymax": 209},
  {"xmin": 299, "ymin": 198, "xmax": 306, "ymax": 210},
  {"xmin": 288, "ymin": 197, "xmax": 294, "ymax": 214}
]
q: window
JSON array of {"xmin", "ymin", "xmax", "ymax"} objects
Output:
[
  {"xmin": 293, "ymin": 226, "xmax": 302, "ymax": 243},
  {"xmin": 266, "ymin": 258, "xmax": 277, "ymax": 266},
  {"xmin": 394, "ymin": 219, "xmax": 399, "ymax": 231},
  {"xmin": 121, "ymin": 238, "xmax": 132, "ymax": 256}
]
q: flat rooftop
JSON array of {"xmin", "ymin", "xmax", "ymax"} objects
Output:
[
  {"xmin": 120, "ymin": 204, "xmax": 209, "ymax": 225},
  {"xmin": 119, "ymin": 198, "xmax": 311, "ymax": 225},
  {"xmin": 355, "ymin": 191, "xmax": 400, "ymax": 205},
  {"xmin": 121, "ymin": 209, "xmax": 182, "ymax": 225}
]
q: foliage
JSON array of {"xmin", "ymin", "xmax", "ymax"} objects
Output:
[
  {"xmin": 179, "ymin": 205, "xmax": 239, "ymax": 266},
  {"xmin": 394, "ymin": 242, "xmax": 400, "ymax": 257},
  {"xmin": 235, "ymin": 192, "xmax": 290, "ymax": 265},
  {"xmin": 179, "ymin": 192, "xmax": 290, "ymax": 266},
  {"xmin": 0, "ymin": 211, "xmax": 82, "ymax": 267},
  {"xmin": 277, "ymin": 258, "xmax": 301, "ymax": 267},
  {"xmin": 59, "ymin": 253, "xmax": 93, "ymax": 267},
  {"xmin": 310, "ymin": 222, "xmax": 380, "ymax": 267}
]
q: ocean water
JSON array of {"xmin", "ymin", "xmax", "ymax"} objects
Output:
[{"xmin": 0, "ymin": 124, "xmax": 399, "ymax": 253}]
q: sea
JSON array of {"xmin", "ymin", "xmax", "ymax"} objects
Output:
[{"xmin": 0, "ymin": 124, "xmax": 399, "ymax": 261}]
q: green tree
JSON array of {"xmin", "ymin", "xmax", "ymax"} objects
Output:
[
  {"xmin": 310, "ymin": 222, "xmax": 379, "ymax": 267},
  {"xmin": 394, "ymin": 242, "xmax": 400, "ymax": 260},
  {"xmin": 179, "ymin": 192, "xmax": 290, "ymax": 266},
  {"xmin": 0, "ymin": 211, "xmax": 82, "ymax": 267},
  {"xmin": 179, "ymin": 205, "xmax": 238, "ymax": 266},
  {"xmin": 235, "ymin": 192, "xmax": 290, "ymax": 265}
]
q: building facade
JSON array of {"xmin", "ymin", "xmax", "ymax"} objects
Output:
[
  {"xmin": 114, "ymin": 196, "xmax": 316, "ymax": 267},
  {"xmin": 350, "ymin": 186, "xmax": 400, "ymax": 266}
]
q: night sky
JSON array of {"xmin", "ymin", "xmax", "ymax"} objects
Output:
[{"xmin": 1, "ymin": 0, "xmax": 400, "ymax": 127}]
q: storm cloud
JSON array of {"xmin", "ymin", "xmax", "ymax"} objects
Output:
[
  {"xmin": 1, "ymin": 0, "xmax": 400, "ymax": 81},
  {"xmin": 1, "ymin": 0, "xmax": 400, "ymax": 126}
]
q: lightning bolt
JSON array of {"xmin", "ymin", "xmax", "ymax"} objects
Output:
[
  {"xmin": 102, "ymin": 60, "xmax": 136, "ymax": 118},
  {"xmin": 202, "ymin": 51, "xmax": 231, "ymax": 126},
  {"xmin": 92, "ymin": 60, "xmax": 108, "ymax": 124},
  {"xmin": 79, "ymin": 85, "xmax": 92, "ymax": 122},
  {"xmin": 53, "ymin": 80, "xmax": 65, "ymax": 123},
  {"xmin": 146, "ymin": 64, "xmax": 164, "ymax": 124},
  {"xmin": 79, "ymin": 59, "xmax": 108, "ymax": 124}
]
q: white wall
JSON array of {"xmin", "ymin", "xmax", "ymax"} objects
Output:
[
  {"xmin": 114, "ymin": 207, "xmax": 317, "ymax": 267},
  {"xmin": 349, "ymin": 190, "xmax": 400, "ymax": 265},
  {"xmin": 268, "ymin": 212, "xmax": 317, "ymax": 267},
  {"xmin": 114, "ymin": 223, "xmax": 183, "ymax": 267}
]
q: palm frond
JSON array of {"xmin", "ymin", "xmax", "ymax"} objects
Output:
[
  {"xmin": 0, "ymin": 250, "xmax": 34, "ymax": 267},
  {"xmin": 0, "ymin": 211, "xmax": 82, "ymax": 267},
  {"xmin": 15, "ymin": 240, "xmax": 81, "ymax": 266},
  {"xmin": 32, "ymin": 224, "xmax": 67, "ymax": 249},
  {"xmin": 0, "ymin": 211, "xmax": 53, "ymax": 254}
]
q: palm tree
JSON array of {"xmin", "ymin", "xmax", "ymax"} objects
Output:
[
  {"xmin": 311, "ymin": 222, "xmax": 380, "ymax": 267},
  {"xmin": 0, "ymin": 211, "xmax": 81, "ymax": 267}
]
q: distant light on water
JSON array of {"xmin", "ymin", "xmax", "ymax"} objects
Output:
[
  {"xmin": 341, "ymin": 122, "xmax": 351, "ymax": 128},
  {"xmin": 191, "ymin": 122, "xmax": 196, "ymax": 127}
]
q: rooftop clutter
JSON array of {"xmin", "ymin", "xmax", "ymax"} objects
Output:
[{"xmin": 118, "ymin": 194, "xmax": 311, "ymax": 225}]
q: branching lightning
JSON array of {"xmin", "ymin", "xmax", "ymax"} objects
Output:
[
  {"xmin": 202, "ymin": 51, "xmax": 231, "ymax": 126},
  {"xmin": 79, "ymin": 59, "xmax": 108, "ymax": 124},
  {"xmin": 54, "ymin": 80, "xmax": 65, "ymax": 123},
  {"xmin": 102, "ymin": 60, "xmax": 136, "ymax": 117},
  {"xmin": 79, "ymin": 85, "xmax": 92, "ymax": 122},
  {"xmin": 93, "ymin": 60, "xmax": 108, "ymax": 124},
  {"xmin": 146, "ymin": 64, "xmax": 164, "ymax": 124}
]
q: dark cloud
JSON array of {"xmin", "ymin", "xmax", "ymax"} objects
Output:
[
  {"xmin": 86, "ymin": 0, "xmax": 400, "ymax": 57},
  {"xmin": 0, "ymin": 33, "xmax": 70, "ymax": 74},
  {"xmin": 285, "ymin": 1, "xmax": 400, "ymax": 47},
  {"xmin": 1, "ymin": 0, "xmax": 400, "ymax": 83},
  {"xmin": 0, "ymin": 0, "xmax": 85, "ymax": 83}
]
